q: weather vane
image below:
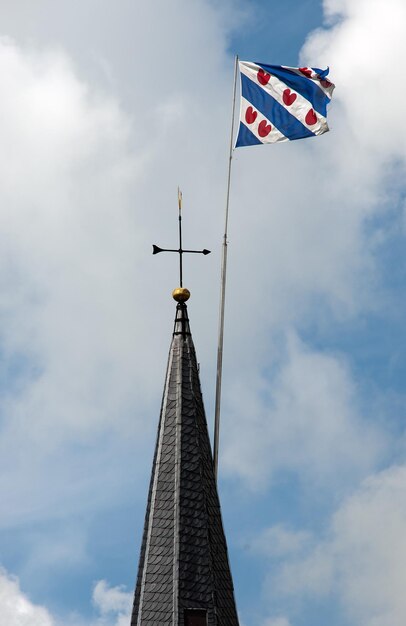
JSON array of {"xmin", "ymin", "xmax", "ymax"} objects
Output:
[{"xmin": 152, "ymin": 188, "xmax": 210, "ymax": 301}]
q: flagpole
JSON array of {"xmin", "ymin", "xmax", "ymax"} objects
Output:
[{"xmin": 213, "ymin": 54, "xmax": 239, "ymax": 482}]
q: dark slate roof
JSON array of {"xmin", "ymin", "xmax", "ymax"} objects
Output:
[{"xmin": 131, "ymin": 302, "xmax": 239, "ymax": 626}]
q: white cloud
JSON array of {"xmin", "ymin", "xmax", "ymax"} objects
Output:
[
  {"xmin": 302, "ymin": 0, "xmax": 406, "ymax": 160},
  {"xmin": 0, "ymin": 37, "xmax": 145, "ymax": 437},
  {"xmin": 0, "ymin": 568, "xmax": 54, "ymax": 626},
  {"xmin": 332, "ymin": 465, "xmax": 406, "ymax": 626},
  {"xmin": 0, "ymin": 36, "xmax": 154, "ymax": 530},
  {"xmin": 268, "ymin": 464, "xmax": 406, "ymax": 626},
  {"xmin": 92, "ymin": 580, "xmax": 132, "ymax": 616},
  {"xmin": 222, "ymin": 333, "xmax": 383, "ymax": 490},
  {"xmin": 0, "ymin": 567, "xmax": 132, "ymax": 626}
]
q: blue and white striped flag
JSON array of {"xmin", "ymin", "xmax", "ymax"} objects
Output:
[{"xmin": 235, "ymin": 61, "xmax": 335, "ymax": 148}]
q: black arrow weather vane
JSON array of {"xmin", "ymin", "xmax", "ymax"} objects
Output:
[{"xmin": 152, "ymin": 189, "xmax": 210, "ymax": 288}]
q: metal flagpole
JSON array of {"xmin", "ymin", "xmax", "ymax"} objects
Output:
[{"xmin": 213, "ymin": 54, "xmax": 239, "ymax": 482}]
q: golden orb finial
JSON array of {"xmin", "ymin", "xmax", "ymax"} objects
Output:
[{"xmin": 172, "ymin": 287, "xmax": 191, "ymax": 302}]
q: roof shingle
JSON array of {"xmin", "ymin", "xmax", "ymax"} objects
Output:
[{"xmin": 131, "ymin": 303, "xmax": 239, "ymax": 625}]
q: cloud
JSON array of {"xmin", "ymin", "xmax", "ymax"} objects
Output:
[
  {"xmin": 0, "ymin": 36, "xmax": 145, "ymax": 438},
  {"xmin": 0, "ymin": 568, "xmax": 54, "ymax": 626},
  {"xmin": 0, "ymin": 36, "xmax": 152, "ymax": 530},
  {"xmin": 92, "ymin": 580, "xmax": 132, "ymax": 616},
  {"xmin": 332, "ymin": 465, "xmax": 406, "ymax": 626},
  {"xmin": 302, "ymin": 0, "xmax": 406, "ymax": 161},
  {"xmin": 267, "ymin": 464, "xmax": 406, "ymax": 626},
  {"xmin": 0, "ymin": 566, "xmax": 132, "ymax": 626},
  {"xmin": 222, "ymin": 333, "xmax": 384, "ymax": 490}
]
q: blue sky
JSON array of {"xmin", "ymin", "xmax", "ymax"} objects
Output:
[{"xmin": 0, "ymin": 1, "xmax": 406, "ymax": 625}]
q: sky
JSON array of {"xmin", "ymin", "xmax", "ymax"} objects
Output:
[{"xmin": 0, "ymin": 0, "xmax": 405, "ymax": 625}]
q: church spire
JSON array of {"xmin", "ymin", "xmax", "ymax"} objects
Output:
[{"xmin": 131, "ymin": 289, "xmax": 239, "ymax": 625}]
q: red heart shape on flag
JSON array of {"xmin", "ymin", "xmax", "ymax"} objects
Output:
[
  {"xmin": 300, "ymin": 67, "xmax": 312, "ymax": 78},
  {"xmin": 305, "ymin": 108, "xmax": 317, "ymax": 125},
  {"xmin": 283, "ymin": 89, "xmax": 297, "ymax": 106},
  {"xmin": 245, "ymin": 106, "xmax": 258, "ymax": 125},
  {"xmin": 320, "ymin": 78, "xmax": 332, "ymax": 88},
  {"xmin": 258, "ymin": 120, "xmax": 272, "ymax": 137},
  {"xmin": 257, "ymin": 68, "xmax": 271, "ymax": 85}
]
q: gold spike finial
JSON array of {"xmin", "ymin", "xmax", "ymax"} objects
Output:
[{"xmin": 178, "ymin": 187, "xmax": 182, "ymax": 214}]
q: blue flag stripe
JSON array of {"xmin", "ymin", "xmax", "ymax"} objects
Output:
[
  {"xmin": 256, "ymin": 63, "xmax": 330, "ymax": 117},
  {"xmin": 235, "ymin": 122, "xmax": 262, "ymax": 148},
  {"xmin": 241, "ymin": 74, "xmax": 315, "ymax": 142}
]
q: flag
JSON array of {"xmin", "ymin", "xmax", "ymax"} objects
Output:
[{"xmin": 235, "ymin": 61, "xmax": 335, "ymax": 148}]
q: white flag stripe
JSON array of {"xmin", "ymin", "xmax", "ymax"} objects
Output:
[
  {"xmin": 239, "ymin": 97, "xmax": 288, "ymax": 144},
  {"xmin": 282, "ymin": 65, "xmax": 335, "ymax": 100},
  {"xmin": 240, "ymin": 62, "xmax": 329, "ymax": 136}
]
